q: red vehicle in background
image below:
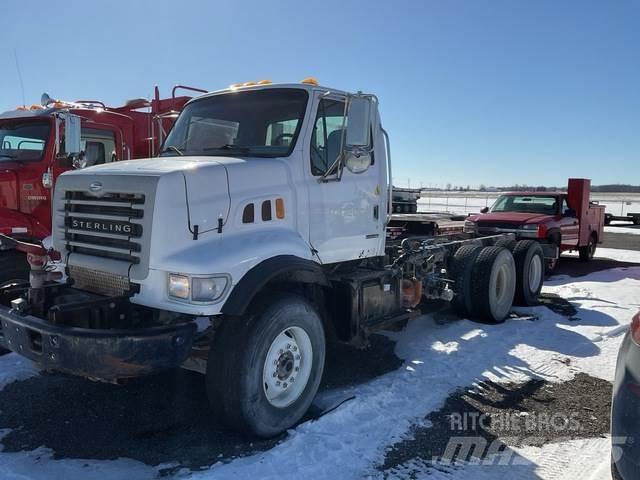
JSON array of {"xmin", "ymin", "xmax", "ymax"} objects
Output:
[
  {"xmin": 0, "ymin": 85, "xmax": 206, "ymax": 282},
  {"xmin": 464, "ymin": 178, "xmax": 605, "ymax": 271}
]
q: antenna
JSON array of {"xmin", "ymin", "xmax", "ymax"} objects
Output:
[{"xmin": 13, "ymin": 49, "xmax": 26, "ymax": 107}]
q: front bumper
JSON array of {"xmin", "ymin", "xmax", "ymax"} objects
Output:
[{"xmin": 0, "ymin": 304, "xmax": 197, "ymax": 380}]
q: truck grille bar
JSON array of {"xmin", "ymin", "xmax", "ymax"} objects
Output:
[{"xmin": 62, "ymin": 191, "xmax": 145, "ymax": 264}]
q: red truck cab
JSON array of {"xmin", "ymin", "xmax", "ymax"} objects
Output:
[
  {"xmin": 464, "ymin": 178, "xmax": 605, "ymax": 269},
  {"xmin": 0, "ymin": 85, "xmax": 206, "ymax": 282}
]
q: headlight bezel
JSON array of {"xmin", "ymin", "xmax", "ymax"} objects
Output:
[{"xmin": 167, "ymin": 273, "xmax": 231, "ymax": 304}]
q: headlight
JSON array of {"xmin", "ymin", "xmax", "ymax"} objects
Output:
[
  {"xmin": 463, "ymin": 220, "xmax": 477, "ymax": 232},
  {"xmin": 168, "ymin": 274, "xmax": 190, "ymax": 299},
  {"xmin": 520, "ymin": 224, "xmax": 538, "ymax": 230},
  {"xmin": 168, "ymin": 274, "xmax": 229, "ymax": 303},
  {"xmin": 192, "ymin": 276, "xmax": 228, "ymax": 302}
]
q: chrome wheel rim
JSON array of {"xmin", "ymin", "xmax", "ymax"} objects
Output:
[{"xmin": 263, "ymin": 326, "xmax": 313, "ymax": 408}]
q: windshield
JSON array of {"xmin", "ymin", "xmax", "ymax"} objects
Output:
[
  {"xmin": 161, "ymin": 88, "xmax": 309, "ymax": 158},
  {"xmin": 490, "ymin": 195, "xmax": 559, "ymax": 215},
  {"xmin": 0, "ymin": 121, "xmax": 50, "ymax": 162}
]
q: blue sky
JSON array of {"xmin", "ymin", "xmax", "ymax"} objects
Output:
[{"xmin": 1, "ymin": 0, "xmax": 638, "ymax": 188}]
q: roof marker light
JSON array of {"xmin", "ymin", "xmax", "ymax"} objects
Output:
[
  {"xmin": 258, "ymin": 79, "xmax": 272, "ymax": 85},
  {"xmin": 243, "ymin": 81, "xmax": 257, "ymax": 87},
  {"xmin": 301, "ymin": 77, "xmax": 318, "ymax": 85}
]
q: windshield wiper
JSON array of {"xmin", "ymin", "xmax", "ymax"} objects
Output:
[
  {"xmin": 159, "ymin": 146, "xmax": 184, "ymax": 156},
  {"xmin": 203, "ymin": 144, "xmax": 251, "ymax": 154}
]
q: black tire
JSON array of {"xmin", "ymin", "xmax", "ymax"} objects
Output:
[
  {"xmin": 469, "ymin": 246, "xmax": 516, "ymax": 323},
  {"xmin": 494, "ymin": 237, "xmax": 516, "ymax": 251},
  {"xmin": 0, "ymin": 251, "xmax": 29, "ymax": 284},
  {"xmin": 449, "ymin": 245, "xmax": 483, "ymax": 317},
  {"xmin": 578, "ymin": 233, "xmax": 597, "ymax": 262},
  {"xmin": 206, "ymin": 293, "xmax": 326, "ymax": 438},
  {"xmin": 545, "ymin": 235, "xmax": 561, "ymax": 274},
  {"xmin": 512, "ymin": 240, "xmax": 544, "ymax": 306}
]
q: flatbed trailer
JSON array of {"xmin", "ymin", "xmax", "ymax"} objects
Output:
[
  {"xmin": 605, "ymin": 212, "xmax": 640, "ymax": 226},
  {"xmin": 388, "ymin": 212, "xmax": 465, "ymax": 240}
]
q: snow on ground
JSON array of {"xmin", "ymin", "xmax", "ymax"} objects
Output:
[
  {"xmin": 0, "ymin": 249, "xmax": 638, "ymax": 479},
  {"xmin": 605, "ymin": 221, "xmax": 640, "ymax": 235}
]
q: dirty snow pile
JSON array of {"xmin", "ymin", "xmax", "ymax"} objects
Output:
[{"xmin": 0, "ymin": 248, "xmax": 638, "ymax": 480}]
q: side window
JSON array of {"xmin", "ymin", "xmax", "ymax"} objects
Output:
[
  {"xmin": 310, "ymin": 98, "xmax": 346, "ymax": 176},
  {"xmin": 310, "ymin": 98, "xmax": 375, "ymax": 176},
  {"xmin": 81, "ymin": 128, "xmax": 116, "ymax": 166}
]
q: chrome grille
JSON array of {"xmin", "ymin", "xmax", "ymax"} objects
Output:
[
  {"xmin": 62, "ymin": 191, "xmax": 145, "ymax": 264},
  {"xmin": 68, "ymin": 265, "xmax": 131, "ymax": 296}
]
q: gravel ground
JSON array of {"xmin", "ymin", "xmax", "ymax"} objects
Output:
[
  {"xmin": 380, "ymin": 373, "xmax": 612, "ymax": 474},
  {"xmin": 602, "ymin": 229, "xmax": 640, "ymax": 251}
]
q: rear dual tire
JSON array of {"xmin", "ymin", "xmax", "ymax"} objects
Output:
[
  {"xmin": 450, "ymin": 241, "xmax": 543, "ymax": 322},
  {"xmin": 469, "ymin": 247, "xmax": 516, "ymax": 323},
  {"xmin": 512, "ymin": 240, "xmax": 544, "ymax": 306}
]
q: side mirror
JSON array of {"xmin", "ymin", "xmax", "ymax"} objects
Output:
[
  {"xmin": 343, "ymin": 94, "xmax": 375, "ymax": 174},
  {"xmin": 480, "ymin": 206, "xmax": 489, "ymax": 214},
  {"xmin": 345, "ymin": 95, "xmax": 373, "ymax": 148},
  {"xmin": 64, "ymin": 114, "xmax": 82, "ymax": 156},
  {"xmin": 563, "ymin": 208, "xmax": 576, "ymax": 218}
]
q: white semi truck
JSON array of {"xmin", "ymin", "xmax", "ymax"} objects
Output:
[{"xmin": 0, "ymin": 80, "xmax": 547, "ymax": 437}]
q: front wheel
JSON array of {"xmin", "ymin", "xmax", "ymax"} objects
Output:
[{"xmin": 207, "ymin": 293, "xmax": 326, "ymax": 438}]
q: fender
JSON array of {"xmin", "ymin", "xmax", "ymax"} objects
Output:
[
  {"xmin": 0, "ymin": 208, "xmax": 49, "ymax": 240},
  {"xmin": 221, "ymin": 255, "xmax": 329, "ymax": 316}
]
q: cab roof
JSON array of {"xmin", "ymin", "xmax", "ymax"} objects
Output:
[{"xmin": 187, "ymin": 82, "xmax": 353, "ymax": 105}]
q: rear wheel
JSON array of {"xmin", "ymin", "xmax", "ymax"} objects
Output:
[
  {"xmin": 579, "ymin": 234, "xmax": 597, "ymax": 262},
  {"xmin": 206, "ymin": 293, "xmax": 326, "ymax": 438},
  {"xmin": 494, "ymin": 237, "xmax": 516, "ymax": 251},
  {"xmin": 512, "ymin": 240, "xmax": 544, "ymax": 306},
  {"xmin": 469, "ymin": 247, "xmax": 516, "ymax": 323},
  {"xmin": 449, "ymin": 245, "xmax": 483, "ymax": 317}
]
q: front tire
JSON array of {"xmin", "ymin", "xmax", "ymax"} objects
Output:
[
  {"xmin": 206, "ymin": 293, "xmax": 326, "ymax": 438},
  {"xmin": 512, "ymin": 240, "xmax": 544, "ymax": 306}
]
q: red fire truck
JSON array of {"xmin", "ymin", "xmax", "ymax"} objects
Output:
[{"xmin": 0, "ymin": 85, "xmax": 206, "ymax": 283}]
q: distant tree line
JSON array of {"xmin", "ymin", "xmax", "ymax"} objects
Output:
[
  {"xmin": 424, "ymin": 183, "xmax": 640, "ymax": 193},
  {"xmin": 590, "ymin": 184, "xmax": 640, "ymax": 193}
]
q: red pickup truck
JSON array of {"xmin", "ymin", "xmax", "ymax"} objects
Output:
[{"xmin": 464, "ymin": 178, "xmax": 605, "ymax": 270}]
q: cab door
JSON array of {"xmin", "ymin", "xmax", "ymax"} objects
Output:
[
  {"xmin": 559, "ymin": 196, "xmax": 579, "ymax": 248},
  {"xmin": 305, "ymin": 92, "xmax": 384, "ymax": 264}
]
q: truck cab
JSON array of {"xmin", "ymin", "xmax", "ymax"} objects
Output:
[{"xmin": 0, "ymin": 86, "xmax": 202, "ymax": 282}]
